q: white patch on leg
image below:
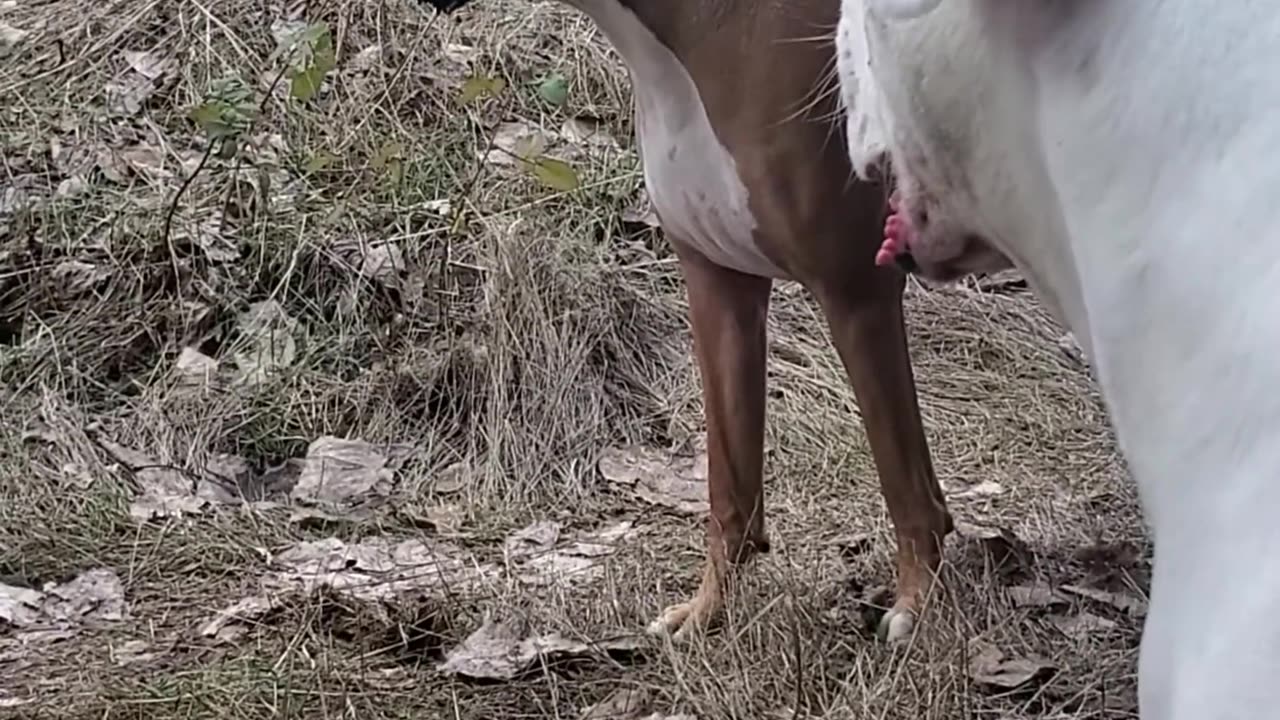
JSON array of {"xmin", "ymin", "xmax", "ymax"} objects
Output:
[
  {"xmin": 648, "ymin": 601, "xmax": 703, "ymax": 641},
  {"xmin": 567, "ymin": 0, "xmax": 784, "ymax": 279},
  {"xmin": 878, "ymin": 604, "xmax": 917, "ymax": 643}
]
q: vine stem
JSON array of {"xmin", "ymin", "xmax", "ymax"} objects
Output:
[{"xmin": 161, "ymin": 138, "xmax": 218, "ymax": 299}]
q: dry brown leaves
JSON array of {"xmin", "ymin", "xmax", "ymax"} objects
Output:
[
  {"xmin": 598, "ymin": 439, "xmax": 708, "ymax": 515},
  {"xmin": 504, "ymin": 519, "xmax": 641, "ymax": 586},
  {"xmin": 437, "ymin": 616, "xmax": 642, "ymax": 681},
  {"xmin": 967, "ymin": 638, "xmax": 1057, "ymax": 692},
  {"xmin": 0, "ymin": 569, "xmax": 127, "ymax": 672}
]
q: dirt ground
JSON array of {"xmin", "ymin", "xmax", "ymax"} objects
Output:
[{"xmin": 1, "ymin": 0, "xmax": 1148, "ymax": 718}]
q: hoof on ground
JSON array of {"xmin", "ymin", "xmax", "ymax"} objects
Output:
[
  {"xmin": 877, "ymin": 604, "xmax": 917, "ymax": 644},
  {"xmin": 647, "ymin": 600, "xmax": 714, "ymax": 642}
]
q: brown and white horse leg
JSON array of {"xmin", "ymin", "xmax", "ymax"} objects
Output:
[
  {"xmin": 649, "ymin": 242, "xmax": 773, "ymax": 639},
  {"xmin": 815, "ymin": 270, "xmax": 953, "ymax": 642}
]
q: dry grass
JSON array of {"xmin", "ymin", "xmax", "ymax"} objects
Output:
[{"xmin": 0, "ymin": 0, "xmax": 1144, "ymax": 718}]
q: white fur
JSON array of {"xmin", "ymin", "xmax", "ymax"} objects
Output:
[
  {"xmin": 865, "ymin": 0, "xmax": 941, "ymax": 21},
  {"xmin": 567, "ymin": 0, "xmax": 783, "ymax": 279},
  {"xmin": 836, "ymin": 1, "xmax": 1280, "ymax": 718}
]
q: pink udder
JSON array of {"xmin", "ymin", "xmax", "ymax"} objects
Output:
[{"xmin": 875, "ymin": 192, "xmax": 915, "ymax": 267}]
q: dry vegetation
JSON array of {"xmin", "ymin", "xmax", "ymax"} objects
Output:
[{"xmin": 1, "ymin": 0, "xmax": 1148, "ymax": 717}]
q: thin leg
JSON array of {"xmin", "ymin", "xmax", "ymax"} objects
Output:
[
  {"xmin": 815, "ymin": 271, "xmax": 952, "ymax": 642},
  {"xmin": 649, "ymin": 242, "xmax": 773, "ymax": 639}
]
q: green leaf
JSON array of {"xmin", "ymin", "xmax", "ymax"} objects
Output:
[
  {"xmin": 530, "ymin": 157, "xmax": 579, "ymax": 192},
  {"xmin": 218, "ymin": 138, "xmax": 239, "ymax": 160},
  {"xmin": 384, "ymin": 158, "xmax": 404, "ymax": 186},
  {"xmin": 459, "ymin": 73, "xmax": 506, "ymax": 104},
  {"xmin": 371, "ymin": 141, "xmax": 406, "ymax": 185},
  {"xmin": 209, "ymin": 75, "xmax": 254, "ymax": 106},
  {"xmin": 290, "ymin": 65, "xmax": 325, "ymax": 101},
  {"xmin": 285, "ymin": 23, "xmax": 334, "ymax": 102},
  {"xmin": 189, "ymin": 102, "xmax": 232, "ymax": 138},
  {"xmin": 537, "ymin": 73, "xmax": 568, "ymax": 107},
  {"xmin": 371, "ymin": 141, "xmax": 405, "ymax": 169},
  {"xmin": 311, "ymin": 31, "xmax": 336, "ymax": 73},
  {"xmin": 300, "ymin": 21, "xmax": 330, "ymax": 46},
  {"xmin": 303, "ymin": 150, "xmax": 338, "ymax": 174},
  {"xmin": 511, "ymin": 134, "xmax": 546, "ymax": 162}
]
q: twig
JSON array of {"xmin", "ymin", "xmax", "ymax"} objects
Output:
[{"xmin": 160, "ymin": 139, "xmax": 218, "ymax": 300}]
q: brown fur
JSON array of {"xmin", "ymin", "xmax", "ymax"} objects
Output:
[{"xmin": 424, "ymin": 0, "xmax": 953, "ymax": 638}]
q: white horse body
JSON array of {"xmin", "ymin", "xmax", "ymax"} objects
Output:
[{"xmin": 836, "ymin": 2, "xmax": 1280, "ymax": 717}]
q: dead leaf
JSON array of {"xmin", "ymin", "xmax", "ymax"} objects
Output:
[
  {"xmin": 0, "ymin": 22, "xmax": 27, "ymax": 59},
  {"xmin": 967, "ymin": 638, "xmax": 1056, "ymax": 692},
  {"xmin": 506, "ymin": 520, "xmax": 638, "ymax": 586},
  {"xmin": 422, "ymin": 43, "xmax": 478, "ymax": 87},
  {"xmin": 174, "ymin": 346, "xmax": 218, "ymax": 385},
  {"xmin": 173, "ymin": 210, "xmax": 239, "ymax": 263},
  {"xmin": 258, "ymin": 458, "xmax": 304, "ymax": 499},
  {"xmin": 582, "ymin": 687, "xmax": 650, "ymax": 720},
  {"xmin": 60, "ymin": 462, "xmax": 95, "ymax": 490},
  {"xmin": 559, "ymin": 116, "xmax": 618, "ymax": 151},
  {"xmin": 422, "ymin": 198, "xmax": 453, "ymax": 218},
  {"xmin": 20, "ymin": 419, "xmax": 60, "ymax": 446},
  {"xmin": 98, "ymin": 438, "xmax": 207, "ymax": 520},
  {"xmin": 111, "ymin": 639, "xmax": 159, "ymax": 666},
  {"xmin": 483, "ymin": 121, "xmax": 549, "ymax": 167},
  {"xmin": 1050, "ymin": 611, "xmax": 1119, "ymax": 641},
  {"xmin": 3, "ymin": 569, "xmax": 126, "ymax": 632},
  {"xmin": 290, "ymin": 436, "xmax": 414, "ymax": 512},
  {"xmin": 269, "ymin": 536, "xmax": 497, "ymax": 603},
  {"xmin": 431, "ymin": 461, "xmax": 471, "ymax": 494},
  {"xmin": 0, "ymin": 186, "xmax": 36, "ymax": 214},
  {"xmin": 599, "ymin": 444, "xmax": 708, "ymax": 514},
  {"xmin": 0, "ymin": 626, "xmax": 77, "ymax": 670},
  {"xmin": 49, "ymin": 137, "xmax": 96, "ymax": 176},
  {"xmin": 505, "ymin": 520, "xmax": 562, "ymax": 558},
  {"xmin": 1006, "ymin": 582, "xmax": 1069, "ymax": 609},
  {"xmin": 438, "ymin": 617, "xmax": 642, "ymax": 680},
  {"xmin": 42, "ymin": 569, "xmax": 126, "ymax": 623},
  {"xmin": 199, "ymin": 595, "xmax": 278, "ymax": 643},
  {"xmin": 955, "ymin": 521, "xmax": 1032, "ymax": 574},
  {"xmin": 197, "ymin": 453, "xmax": 256, "ymax": 504},
  {"xmin": 52, "ymin": 260, "xmax": 111, "ymax": 294},
  {"xmin": 120, "ymin": 143, "xmax": 171, "ymax": 181},
  {"xmin": 54, "ymin": 176, "xmax": 89, "ymax": 199},
  {"xmin": 96, "ymin": 148, "xmax": 130, "ymax": 184},
  {"xmin": 945, "ymin": 479, "xmax": 1006, "ymax": 500},
  {"xmin": 564, "ymin": 520, "xmax": 636, "ymax": 556},
  {"xmin": 124, "ymin": 50, "xmax": 176, "ymax": 81},
  {"xmin": 350, "ymin": 44, "xmax": 382, "ymax": 73},
  {"xmin": 1072, "ymin": 541, "xmax": 1142, "ymax": 589},
  {"xmin": 0, "ymin": 583, "xmax": 44, "ymax": 628},
  {"xmin": 232, "ymin": 299, "xmax": 298, "ymax": 384},
  {"xmin": 621, "ymin": 189, "xmax": 661, "ymax": 229},
  {"xmin": 400, "ymin": 502, "xmax": 465, "ymax": 533},
  {"xmin": 288, "ymin": 506, "xmax": 373, "ymax": 528},
  {"xmin": 106, "ymin": 76, "xmax": 160, "ymax": 117},
  {"xmin": 269, "ymin": 18, "xmax": 308, "ymax": 50},
  {"xmin": 442, "ymin": 43, "xmax": 478, "ymax": 65},
  {"xmin": 1060, "ymin": 584, "xmax": 1147, "ymax": 617},
  {"xmin": 333, "ymin": 237, "xmax": 405, "ymax": 289}
]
